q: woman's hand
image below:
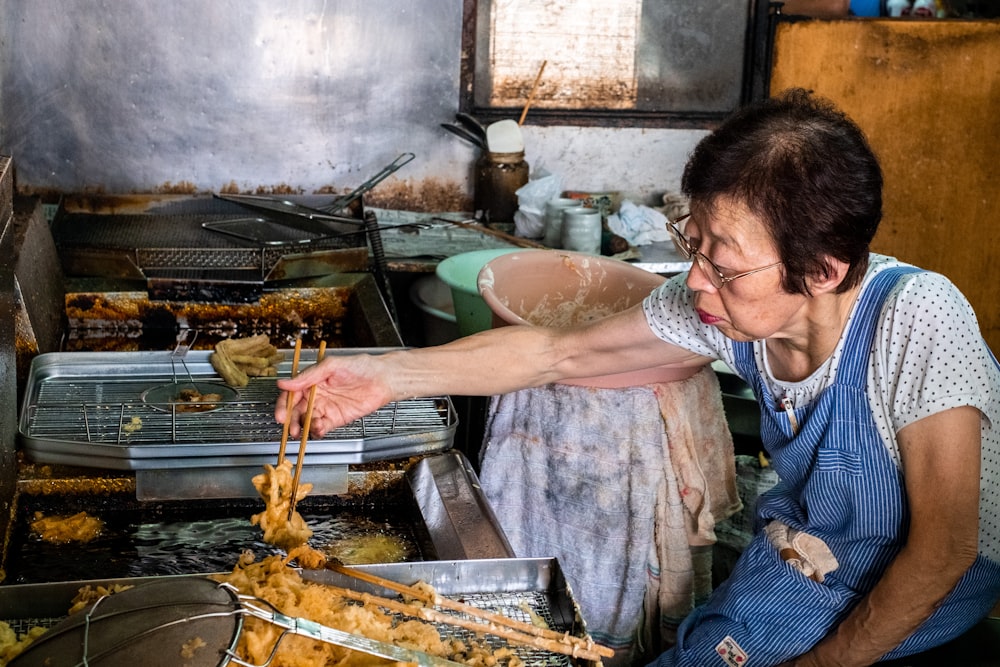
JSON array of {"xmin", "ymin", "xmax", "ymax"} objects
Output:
[{"xmin": 274, "ymin": 353, "xmax": 394, "ymax": 438}]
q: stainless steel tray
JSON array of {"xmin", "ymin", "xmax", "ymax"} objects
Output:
[
  {"xmin": 18, "ymin": 350, "xmax": 456, "ymax": 470},
  {"xmin": 0, "ymin": 557, "xmax": 596, "ymax": 667}
]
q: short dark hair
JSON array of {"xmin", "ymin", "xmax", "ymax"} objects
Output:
[{"xmin": 681, "ymin": 88, "xmax": 882, "ymax": 295}]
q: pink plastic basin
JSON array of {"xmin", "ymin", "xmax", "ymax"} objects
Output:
[{"xmin": 478, "ymin": 250, "xmax": 699, "ymax": 388}]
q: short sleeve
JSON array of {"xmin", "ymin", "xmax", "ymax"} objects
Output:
[
  {"xmin": 872, "ymin": 271, "xmax": 997, "ymax": 435},
  {"xmin": 642, "ymin": 273, "xmax": 727, "ymax": 360}
]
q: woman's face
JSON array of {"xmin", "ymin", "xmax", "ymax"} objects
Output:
[{"xmin": 683, "ymin": 199, "xmax": 807, "ymax": 343}]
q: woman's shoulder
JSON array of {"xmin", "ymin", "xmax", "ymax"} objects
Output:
[
  {"xmin": 864, "ymin": 254, "xmax": 971, "ymax": 308},
  {"xmin": 866, "ymin": 254, "xmax": 986, "ymax": 367}
]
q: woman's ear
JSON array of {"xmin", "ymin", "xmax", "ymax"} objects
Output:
[{"xmin": 809, "ymin": 256, "xmax": 850, "ymax": 294}]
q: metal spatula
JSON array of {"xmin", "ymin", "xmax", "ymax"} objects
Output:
[{"xmin": 11, "ymin": 577, "xmax": 465, "ymax": 667}]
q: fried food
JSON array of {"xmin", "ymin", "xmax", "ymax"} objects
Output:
[
  {"xmin": 180, "ymin": 636, "xmax": 207, "ymax": 659},
  {"xmin": 122, "ymin": 416, "xmax": 143, "ymax": 434},
  {"xmin": 210, "ymin": 349, "xmax": 249, "ymax": 386},
  {"xmin": 0, "ymin": 621, "xmax": 47, "ymax": 665},
  {"xmin": 211, "ymin": 334, "xmax": 285, "ymax": 387},
  {"xmin": 30, "ymin": 511, "xmax": 104, "ymax": 545},
  {"xmin": 214, "ymin": 553, "xmax": 520, "ymax": 667},
  {"xmin": 251, "ymin": 460, "xmax": 313, "ymax": 549},
  {"xmin": 173, "ymin": 388, "xmax": 223, "ymax": 412},
  {"xmin": 250, "ymin": 462, "xmax": 328, "ymax": 569},
  {"xmin": 67, "ymin": 583, "xmax": 134, "ymax": 614}
]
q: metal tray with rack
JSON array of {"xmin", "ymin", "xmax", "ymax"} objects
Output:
[
  {"xmin": 18, "ymin": 349, "xmax": 456, "ymax": 470},
  {"xmin": 0, "ymin": 557, "xmax": 598, "ymax": 667}
]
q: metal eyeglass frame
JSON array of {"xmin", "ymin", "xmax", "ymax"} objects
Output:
[{"xmin": 666, "ymin": 213, "xmax": 782, "ymax": 289}]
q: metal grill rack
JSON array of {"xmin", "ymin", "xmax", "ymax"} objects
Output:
[
  {"xmin": 0, "ymin": 558, "xmax": 594, "ymax": 667},
  {"xmin": 427, "ymin": 591, "xmax": 573, "ymax": 667},
  {"xmin": 19, "ymin": 350, "xmax": 456, "ymax": 470},
  {"xmin": 4, "ymin": 591, "xmax": 573, "ymax": 667}
]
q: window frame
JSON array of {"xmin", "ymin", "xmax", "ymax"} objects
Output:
[{"xmin": 458, "ymin": 0, "xmax": 775, "ymax": 129}]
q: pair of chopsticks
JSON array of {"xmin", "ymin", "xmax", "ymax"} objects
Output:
[
  {"xmin": 325, "ymin": 560, "xmax": 614, "ymax": 662},
  {"xmin": 277, "ymin": 338, "xmax": 327, "ymax": 521}
]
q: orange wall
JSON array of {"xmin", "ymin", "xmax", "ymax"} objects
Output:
[{"xmin": 770, "ymin": 19, "xmax": 1000, "ymax": 352}]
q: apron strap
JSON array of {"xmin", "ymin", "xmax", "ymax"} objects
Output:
[
  {"xmin": 730, "ymin": 266, "xmax": 922, "ymax": 389},
  {"xmin": 836, "ymin": 266, "xmax": 921, "ymax": 387}
]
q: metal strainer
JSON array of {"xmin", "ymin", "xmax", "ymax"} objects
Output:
[{"xmin": 10, "ymin": 577, "xmax": 464, "ymax": 667}]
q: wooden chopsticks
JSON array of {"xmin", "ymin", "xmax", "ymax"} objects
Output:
[
  {"xmin": 321, "ymin": 580, "xmax": 610, "ymax": 662},
  {"xmin": 277, "ymin": 338, "xmax": 303, "ymax": 467},
  {"xmin": 325, "ymin": 560, "xmax": 614, "ymax": 661},
  {"xmin": 518, "ymin": 60, "xmax": 547, "ymax": 126},
  {"xmin": 287, "ymin": 340, "xmax": 326, "ymax": 521}
]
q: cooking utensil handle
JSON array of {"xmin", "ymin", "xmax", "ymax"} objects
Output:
[
  {"xmin": 287, "ymin": 341, "xmax": 326, "ymax": 520},
  {"xmin": 241, "ymin": 601, "xmax": 464, "ymax": 667},
  {"xmin": 320, "ymin": 153, "xmax": 416, "ymax": 213}
]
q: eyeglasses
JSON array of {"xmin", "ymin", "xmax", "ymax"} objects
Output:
[{"xmin": 666, "ymin": 214, "xmax": 782, "ymax": 290}]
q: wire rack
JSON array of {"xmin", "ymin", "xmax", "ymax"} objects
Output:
[
  {"xmin": 19, "ymin": 351, "xmax": 456, "ymax": 469},
  {"xmin": 24, "ymin": 378, "xmax": 450, "ymax": 446},
  {"xmin": 4, "ymin": 591, "xmax": 575, "ymax": 667}
]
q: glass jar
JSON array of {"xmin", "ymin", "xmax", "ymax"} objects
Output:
[{"xmin": 473, "ymin": 151, "xmax": 529, "ymax": 225}]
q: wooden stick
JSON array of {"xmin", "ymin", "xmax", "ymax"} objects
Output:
[
  {"xmin": 322, "ymin": 582, "xmax": 611, "ymax": 662},
  {"xmin": 277, "ymin": 338, "xmax": 303, "ymax": 466},
  {"xmin": 287, "ymin": 340, "xmax": 326, "ymax": 520},
  {"xmin": 519, "ymin": 60, "xmax": 547, "ymax": 126},
  {"xmin": 437, "ymin": 217, "xmax": 548, "ymax": 249},
  {"xmin": 326, "ymin": 560, "xmax": 614, "ymax": 658}
]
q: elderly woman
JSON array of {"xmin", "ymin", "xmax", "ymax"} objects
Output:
[{"xmin": 277, "ymin": 89, "xmax": 1000, "ymax": 666}]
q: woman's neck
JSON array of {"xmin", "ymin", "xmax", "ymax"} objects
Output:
[{"xmin": 765, "ymin": 284, "xmax": 862, "ymax": 382}]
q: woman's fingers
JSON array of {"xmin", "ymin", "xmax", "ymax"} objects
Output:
[{"xmin": 274, "ymin": 354, "xmax": 394, "ymax": 438}]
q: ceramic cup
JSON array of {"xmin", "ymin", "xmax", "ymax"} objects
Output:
[
  {"xmin": 560, "ymin": 207, "xmax": 602, "ymax": 254},
  {"xmin": 542, "ymin": 197, "xmax": 582, "ymax": 248}
]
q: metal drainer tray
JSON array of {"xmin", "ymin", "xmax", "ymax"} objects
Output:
[
  {"xmin": 18, "ymin": 350, "xmax": 456, "ymax": 470},
  {"xmin": 0, "ymin": 558, "xmax": 597, "ymax": 667}
]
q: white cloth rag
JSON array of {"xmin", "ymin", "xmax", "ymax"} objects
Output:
[
  {"xmin": 607, "ymin": 201, "xmax": 671, "ymax": 246},
  {"xmin": 764, "ymin": 520, "xmax": 840, "ymax": 583},
  {"xmin": 479, "ymin": 365, "xmax": 739, "ymax": 665}
]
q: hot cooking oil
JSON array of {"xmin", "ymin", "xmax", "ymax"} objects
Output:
[{"xmin": 6, "ymin": 499, "xmax": 431, "ymax": 584}]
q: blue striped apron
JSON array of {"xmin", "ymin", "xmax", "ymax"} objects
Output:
[{"xmin": 651, "ymin": 267, "xmax": 1000, "ymax": 666}]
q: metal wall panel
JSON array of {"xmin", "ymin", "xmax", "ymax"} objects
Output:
[
  {"xmin": 0, "ymin": 1, "xmax": 464, "ymax": 196},
  {"xmin": 0, "ymin": 1, "xmax": 706, "ymax": 207}
]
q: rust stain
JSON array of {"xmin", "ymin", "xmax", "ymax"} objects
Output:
[
  {"xmin": 491, "ymin": 76, "xmax": 632, "ymax": 109},
  {"xmin": 253, "ymin": 183, "xmax": 305, "ymax": 195},
  {"xmin": 26, "ymin": 177, "xmax": 471, "ymax": 214},
  {"xmin": 61, "ymin": 286, "xmax": 372, "ymax": 351},
  {"xmin": 61, "ymin": 193, "xmax": 191, "ymax": 215},
  {"xmin": 362, "ymin": 178, "xmax": 471, "ymax": 213},
  {"xmin": 15, "ymin": 454, "xmax": 135, "ymax": 497},
  {"xmin": 155, "ymin": 181, "xmax": 199, "ymax": 195},
  {"xmin": 65, "ymin": 287, "xmax": 353, "ymax": 326}
]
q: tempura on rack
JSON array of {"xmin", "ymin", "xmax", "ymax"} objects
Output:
[{"xmin": 214, "ymin": 552, "xmax": 522, "ymax": 667}]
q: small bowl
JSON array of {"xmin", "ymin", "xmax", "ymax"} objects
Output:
[{"xmin": 478, "ymin": 250, "xmax": 699, "ymax": 388}]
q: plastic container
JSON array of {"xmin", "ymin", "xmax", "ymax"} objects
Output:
[
  {"xmin": 478, "ymin": 250, "xmax": 700, "ymax": 388},
  {"xmin": 849, "ymin": 0, "xmax": 881, "ymax": 15},
  {"xmin": 436, "ymin": 248, "xmax": 522, "ymax": 337},
  {"xmin": 408, "ymin": 274, "xmax": 459, "ymax": 346}
]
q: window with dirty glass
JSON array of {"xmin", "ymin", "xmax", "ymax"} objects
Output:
[{"xmin": 462, "ymin": 0, "xmax": 760, "ymax": 128}]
